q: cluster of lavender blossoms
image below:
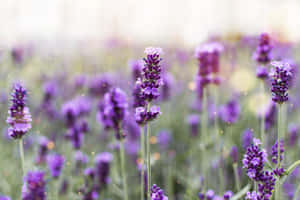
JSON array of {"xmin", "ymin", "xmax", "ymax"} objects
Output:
[
  {"xmin": 98, "ymin": 88, "xmax": 128, "ymax": 139},
  {"xmin": 243, "ymin": 138, "xmax": 286, "ymax": 200},
  {"xmin": 253, "ymin": 33, "xmax": 273, "ymax": 79},
  {"xmin": 271, "ymin": 140, "xmax": 284, "ymax": 164},
  {"xmin": 6, "ymin": 83, "xmax": 32, "ymax": 139},
  {"xmin": 134, "ymin": 47, "xmax": 163, "ymax": 124},
  {"xmin": 269, "ymin": 61, "xmax": 292, "ymax": 104},
  {"xmin": 151, "ymin": 184, "xmax": 168, "ymax": 200},
  {"xmin": 194, "ymin": 42, "xmax": 223, "ymax": 98},
  {"xmin": 22, "ymin": 171, "xmax": 47, "ymax": 200}
]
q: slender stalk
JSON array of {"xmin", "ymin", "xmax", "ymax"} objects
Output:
[
  {"xmin": 275, "ymin": 104, "xmax": 282, "ymax": 200},
  {"xmin": 254, "ymin": 182, "xmax": 258, "ymax": 192},
  {"xmin": 293, "ymin": 183, "xmax": 300, "ymax": 200},
  {"xmin": 19, "ymin": 139, "xmax": 25, "ymax": 176},
  {"xmin": 167, "ymin": 159, "xmax": 174, "ymax": 200},
  {"xmin": 201, "ymin": 88, "xmax": 208, "ymax": 189},
  {"xmin": 119, "ymin": 130, "xmax": 128, "ymax": 200},
  {"xmin": 260, "ymin": 81, "xmax": 265, "ymax": 145},
  {"xmin": 214, "ymin": 86, "xmax": 224, "ymax": 193},
  {"xmin": 233, "ymin": 163, "xmax": 241, "ymax": 192},
  {"xmin": 146, "ymin": 102, "xmax": 151, "ymax": 200},
  {"xmin": 140, "ymin": 126, "xmax": 145, "ymax": 200}
]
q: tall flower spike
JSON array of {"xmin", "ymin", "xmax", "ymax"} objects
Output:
[
  {"xmin": 253, "ymin": 33, "xmax": 273, "ymax": 65},
  {"xmin": 269, "ymin": 61, "xmax": 292, "ymax": 104},
  {"xmin": 6, "ymin": 83, "xmax": 32, "ymax": 139},
  {"xmin": 142, "ymin": 47, "xmax": 163, "ymax": 102},
  {"xmin": 22, "ymin": 171, "xmax": 47, "ymax": 200},
  {"xmin": 242, "ymin": 138, "xmax": 267, "ymax": 181}
]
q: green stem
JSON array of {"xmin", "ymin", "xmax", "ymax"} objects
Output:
[
  {"xmin": 233, "ymin": 163, "xmax": 241, "ymax": 192},
  {"xmin": 119, "ymin": 134, "xmax": 128, "ymax": 200},
  {"xmin": 286, "ymin": 160, "xmax": 300, "ymax": 175},
  {"xmin": 293, "ymin": 183, "xmax": 300, "ymax": 200},
  {"xmin": 260, "ymin": 81, "xmax": 265, "ymax": 145},
  {"xmin": 201, "ymin": 88, "xmax": 208, "ymax": 189},
  {"xmin": 146, "ymin": 102, "xmax": 151, "ymax": 200},
  {"xmin": 19, "ymin": 139, "xmax": 25, "ymax": 176},
  {"xmin": 275, "ymin": 104, "xmax": 282, "ymax": 200},
  {"xmin": 167, "ymin": 160, "xmax": 174, "ymax": 200},
  {"xmin": 140, "ymin": 126, "xmax": 145, "ymax": 200}
]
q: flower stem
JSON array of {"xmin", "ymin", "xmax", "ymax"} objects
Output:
[
  {"xmin": 146, "ymin": 102, "xmax": 151, "ymax": 200},
  {"xmin": 260, "ymin": 81, "xmax": 265, "ymax": 145},
  {"xmin": 233, "ymin": 163, "xmax": 241, "ymax": 192},
  {"xmin": 275, "ymin": 104, "xmax": 282, "ymax": 200},
  {"xmin": 119, "ymin": 133, "xmax": 128, "ymax": 200},
  {"xmin": 19, "ymin": 139, "xmax": 25, "ymax": 176},
  {"xmin": 293, "ymin": 183, "xmax": 300, "ymax": 200},
  {"xmin": 201, "ymin": 88, "xmax": 208, "ymax": 189},
  {"xmin": 140, "ymin": 126, "xmax": 145, "ymax": 200}
]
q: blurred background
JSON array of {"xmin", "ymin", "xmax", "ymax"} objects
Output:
[{"xmin": 1, "ymin": 0, "xmax": 300, "ymax": 46}]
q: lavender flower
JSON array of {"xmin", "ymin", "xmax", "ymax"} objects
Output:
[
  {"xmin": 135, "ymin": 106, "xmax": 161, "ymax": 125},
  {"xmin": 151, "ymin": 184, "xmax": 168, "ymax": 200},
  {"xmin": 129, "ymin": 59, "xmax": 143, "ymax": 81},
  {"xmin": 223, "ymin": 191, "xmax": 233, "ymax": 200},
  {"xmin": 75, "ymin": 151, "xmax": 88, "ymax": 169},
  {"xmin": 271, "ymin": 140, "xmax": 284, "ymax": 164},
  {"xmin": 132, "ymin": 79, "xmax": 146, "ymax": 108},
  {"xmin": 269, "ymin": 61, "xmax": 292, "ymax": 104},
  {"xmin": 160, "ymin": 73, "xmax": 173, "ymax": 101},
  {"xmin": 95, "ymin": 152, "xmax": 113, "ymax": 188},
  {"xmin": 242, "ymin": 129, "xmax": 253, "ymax": 149},
  {"xmin": 157, "ymin": 130, "xmax": 172, "ymax": 150},
  {"xmin": 97, "ymin": 88, "xmax": 128, "ymax": 138},
  {"xmin": 47, "ymin": 153, "xmax": 65, "ymax": 178},
  {"xmin": 288, "ymin": 124, "xmax": 300, "ymax": 147},
  {"xmin": 219, "ymin": 98, "xmax": 240, "ymax": 124},
  {"xmin": 88, "ymin": 74, "xmax": 112, "ymax": 97},
  {"xmin": 205, "ymin": 189, "xmax": 215, "ymax": 200},
  {"xmin": 253, "ymin": 33, "xmax": 272, "ymax": 65},
  {"xmin": 6, "ymin": 83, "xmax": 32, "ymax": 139},
  {"xmin": 187, "ymin": 114, "xmax": 200, "ymax": 137},
  {"xmin": 258, "ymin": 171, "xmax": 276, "ymax": 199},
  {"xmin": 142, "ymin": 47, "xmax": 163, "ymax": 102},
  {"xmin": 0, "ymin": 196, "xmax": 11, "ymax": 200},
  {"xmin": 65, "ymin": 126, "xmax": 84, "ymax": 149},
  {"xmin": 242, "ymin": 138, "xmax": 267, "ymax": 181},
  {"xmin": 59, "ymin": 179, "xmax": 69, "ymax": 195},
  {"xmin": 245, "ymin": 191, "xmax": 259, "ymax": 200},
  {"xmin": 22, "ymin": 171, "xmax": 46, "ymax": 200},
  {"xmin": 256, "ymin": 66, "xmax": 268, "ymax": 79}
]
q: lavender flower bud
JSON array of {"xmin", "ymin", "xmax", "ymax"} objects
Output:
[
  {"xmin": 151, "ymin": 184, "xmax": 168, "ymax": 200},
  {"xmin": 95, "ymin": 152, "xmax": 113, "ymax": 188},
  {"xmin": 271, "ymin": 140, "xmax": 284, "ymax": 164},
  {"xmin": 253, "ymin": 33, "xmax": 273, "ymax": 65}
]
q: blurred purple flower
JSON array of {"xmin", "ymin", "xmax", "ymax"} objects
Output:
[
  {"xmin": 22, "ymin": 171, "xmax": 46, "ymax": 200},
  {"xmin": 47, "ymin": 153, "xmax": 65, "ymax": 178}
]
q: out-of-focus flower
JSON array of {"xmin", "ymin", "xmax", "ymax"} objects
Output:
[
  {"xmin": 6, "ymin": 83, "xmax": 32, "ymax": 139},
  {"xmin": 59, "ymin": 179, "xmax": 69, "ymax": 195},
  {"xmin": 264, "ymin": 102, "xmax": 276, "ymax": 131},
  {"xmin": 157, "ymin": 130, "xmax": 172, "ymax": 150},
  {"xmin": 223, "ymin": 191, "xmax": 233, "ymax": 200},
  {"xmin": 256, "ymin": 66, "xmax": 268, "ymax": 79},
  {"xmin": 88, "ymin": 74, "xmax": 112, "ymax": 97},
  {"xmin": 97, "ymin": 88, "xmax": 128, "ymax": 139},
  {"xmin": 186, "ymin": 114, "xmax": 200, "ymax": 137},
  {"xmin": 230, "ymin": 146, "xmax": 238, "ymax": 163},
  {"xmin": 47, "ymin": 153, "xmax": 65, "ymax": 178},
  {"xmin": 22, "ymin": 171, "xmax": 47, "ymax": 200},
  {"xmin": 129, "ymin": 59, "xmax": 143, "ymax": 81},
  {"xmin": 241, "ymin": 128, "xmax": 253, "ymax": 149},
  {"xmin": 288, "ymin": 124, "xmax": 300, "ymax": 147},
  {"xmin": 95, "ymin": 152, "xmax": 113, "ymax": 188},
  {"xmin": 0, "ymin": 196, "xmax": 11, "ymax": 200},
  {"xmin": 35, "ymin": 136, "xmax": 50, "ymax": 164},
  {"xmin": 253, "ymin": 33, "xmax": 273, "ymax": 65},
  {"xmin": 219, "ymin": 98, "xmax": 240, "ymax": 124}
]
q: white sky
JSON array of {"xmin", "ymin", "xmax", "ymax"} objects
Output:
[{"xmin": 1, "ymin": 0, "xmax": 300, "ymax": 46}]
